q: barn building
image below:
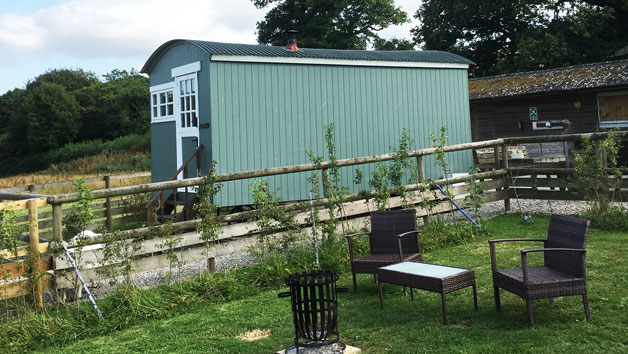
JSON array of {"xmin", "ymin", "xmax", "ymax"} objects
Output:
[
  {"xmin": 141, "ymin": 39, "xmax": 475, "ymax": 207},
  {"xmin": 469, "ymin": 59, "xmax": 628, "ymax": 144}
]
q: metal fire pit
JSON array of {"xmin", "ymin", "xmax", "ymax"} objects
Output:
[{"xmin": 278, "ymin": 270, "xmax": 347, "ymax": 352}]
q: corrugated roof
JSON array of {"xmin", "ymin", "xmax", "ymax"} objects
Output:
[
  {"xmin": 469, "ymin": 60, "xmax": 628, "ymax": 100},
  {"xmin": 141, "ymin": 39, "xmax": 474, "ymax": 73}
]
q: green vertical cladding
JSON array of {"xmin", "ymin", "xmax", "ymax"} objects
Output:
[
  {"xmin": 150, "ymin": 122, "xmax": 177, "ymax": 183},
  {"xmin": 209, "ymin": 62, "xmax": 473, "ymax": 207},
  {"xmin": 148, "ymin": 42, "xmax": 213, "ymax": 182}
]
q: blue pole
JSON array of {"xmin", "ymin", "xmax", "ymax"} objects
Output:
[{"xmin": 436, "ymin": 185, "xmax": 482, "ymax": 229}]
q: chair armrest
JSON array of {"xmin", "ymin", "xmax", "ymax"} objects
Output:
[
  {"xmin": 397, "ymin": 230, "xmax": 421, "ymax": 261},
  {"xmin": 346, "ymin": 232, "xmax": 370, "ymax": 239},
  {"xmin": 521, "ymin": 248, "xmax": 586, "ymax": 255},
  {"xmin": 489, "ymin": 238, "xmax": 547, "ymax": 272},
  {"xmin": 488, "ymin": 238, "xmax": 547, "ymax": 244},
  {"xmin": 397, "ymin": 230, "xmax": 419, "ymax": 238},
  {"xmin": 346, "ymin": 232, "xmax": 370, "ymax": 262},
  {"xmin": 520, "ymin": 248, "xmax": 587, "ymax": 283}
]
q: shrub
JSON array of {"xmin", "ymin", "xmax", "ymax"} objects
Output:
[{"xmin": 420, "ymin": 217, "xmax": 489, "ymax": 252}]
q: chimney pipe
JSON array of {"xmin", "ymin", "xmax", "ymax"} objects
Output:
[{"xmin": 285, "ymin": 30, "xmax": 299, "ymax": 51}]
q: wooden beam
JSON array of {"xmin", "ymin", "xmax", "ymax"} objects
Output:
[
  {"xmin": 0, "ymin": 274, "xmax": 53, "ymax": 301},
  {"xmin": 48, "ymin": 139, "xmax": 506, "ymax": 204},
  {"xmin": 0, "ymin": 197, "xmax": 47, "ymax": 211}
]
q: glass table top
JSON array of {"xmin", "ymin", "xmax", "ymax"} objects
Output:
[{"xmin": 379, "ymin": 261, "xmax": 469, "ymax": 279}]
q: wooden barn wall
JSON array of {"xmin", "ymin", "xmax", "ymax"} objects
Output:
[
  {"xmin": 470, "ymin": 92, "xmax": 599, "ymax": 141},
  {"xmin": 209, "ymin": 62, "xmax": 473, "ymax": 206},
  {"xmin": 147, "ymin": 43, "xmax": 212, "ymax": 183}
]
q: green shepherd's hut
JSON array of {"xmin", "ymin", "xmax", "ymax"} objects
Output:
[{"xmin": 141, "ymin": 36, "xmax": 474, "ymax": 209}]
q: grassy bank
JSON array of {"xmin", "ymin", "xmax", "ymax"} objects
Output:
[{"xmin": 2, "ymin": 215, "xmax": 624, "ymax": 353}]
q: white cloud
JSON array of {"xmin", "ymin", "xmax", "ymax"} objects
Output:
[
  {"xmin": 0, "ymin": 0, "xmax": 422, "ymax": 70},
  {"xmin": 0, "ymin": 0, "xmax": 265, "ymax": 66}
]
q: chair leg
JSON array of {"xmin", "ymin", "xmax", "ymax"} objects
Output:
[
  {"xmin": 493, "ymin": 285, "xmax": 501, "ymax": 312},
  {"xmin": 352, "ymin": 272, "xmax": 357, "ymax": 293},
  {"xmin": 583, "ymin": 293, "xmax": 592, "ymax": 321},
  {"xmin": 526, "ymin": 299, "xmax": 534, "ymax": 329},
  {"xmin": 378, "ymin": 281, "xmax": 384, "ymax": 310}
]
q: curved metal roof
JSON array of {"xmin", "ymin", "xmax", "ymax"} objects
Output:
[{"xmin": 141, "ymin": 39, "xmax": 474, "ymax": 73}]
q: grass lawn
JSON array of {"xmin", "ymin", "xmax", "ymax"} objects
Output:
[{"xmin": 32, "ymin": 215, "xmax": 628, "ymax": 353}]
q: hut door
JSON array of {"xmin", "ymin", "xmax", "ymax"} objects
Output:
[{"xmin": 174, "ymin": 72, "xmax": 200, "ymax": 188}]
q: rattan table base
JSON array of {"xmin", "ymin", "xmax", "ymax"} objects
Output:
[{"xmin": 377, "ymin": 261, "xmax": 478, "ymax": 324}]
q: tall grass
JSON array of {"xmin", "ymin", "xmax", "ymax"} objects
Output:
[{"xmin": 0, "ymin": 133, "xmax": 150, "ymax": 178}]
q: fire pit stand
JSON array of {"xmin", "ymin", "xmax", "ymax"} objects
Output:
[{"xmin": 278, "ymin": 271, "xmax": 347, "ymax": 353}]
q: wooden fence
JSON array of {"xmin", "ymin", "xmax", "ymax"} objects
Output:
[
  {"xmin": 1, "ymin": 132, "xmax": 623, "ymax": 303},
  {"xmin": 0, "ymin": 172, "xmax": 151, "ymax": 240},
  {"xmin": 0, "ymin": 198, "xmax": 52, "ymax": 306},
  {"xmin": 0, "ymin": 171, "xmax": 150, "ymax": 194}
]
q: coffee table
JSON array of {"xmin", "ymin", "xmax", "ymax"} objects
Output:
[{"xmin": 377, "ymin": 261, "xmax": 478, "ymax": 324}]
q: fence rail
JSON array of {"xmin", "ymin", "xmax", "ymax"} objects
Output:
[
  {"xmin": 0, "ymin": 132, "xmax": 623, "ymax": 304},
  {"xmin": 0, "ymin": 171, "xmax": 150, "ymax": 194}
]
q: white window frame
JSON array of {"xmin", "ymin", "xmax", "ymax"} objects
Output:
[
  {"xmin": 171, "ymin": 62, "xmax": 201, "ymax": 186},
  {"xmin": 150, "ymin": 82, "xmax": 175, "ymax": 123}
]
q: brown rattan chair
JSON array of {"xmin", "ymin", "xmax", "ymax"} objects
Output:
[
  {"xmin": 346, "ymin": 209, "xmax": 422, "ymax": 292},
  {"xmin": 489, "ymin": 214, "xmax": 591, "ymax": 328}
]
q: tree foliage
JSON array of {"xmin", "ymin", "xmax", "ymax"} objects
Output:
[
  {"xmin": 26, "ymin": 82, "xmax": 81, "ymax": 152},
  {"xmin": 373, "ymin": 37, "xmax": 415, "ymax": 50},
  {"xmin": 413, "ymin": 0, "xmax": 628, "ymax": 76},
  {"xmin": 0, "ymin": 68, "xmax": 149, "ymax": 171},
  {"xmin": 252, "ymin": 0, "xmax": 408, "ymax": 49}
]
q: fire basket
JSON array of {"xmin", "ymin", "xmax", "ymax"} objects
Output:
[{"xmin": 278, "ymin": 271, "xmax": 347, "ymax": 352}]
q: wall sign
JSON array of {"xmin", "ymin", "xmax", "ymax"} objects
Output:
[{"xmin": 529, "ymin": 107, "xmax": 538, "ymax": 120}]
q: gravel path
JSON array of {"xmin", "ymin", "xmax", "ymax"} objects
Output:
[{"xmin": 63, "ymin": 199, "xmax": 595, "ymax": 301}]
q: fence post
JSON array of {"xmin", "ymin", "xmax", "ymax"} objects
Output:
[
  {"xmin": 28, "ymin": 199, "xmax": 43, "ymax": 310},
  {"xmin": 208, "ymin": 257, "xmax": 216, "ymax": 273},
  {"xmin": 501, "ymin": 144, "xmax": 511, "ymax": 212},
  {"xmin": 52, "ymin": 204, "xmax": 63, "ymax": 241},
  {"xmin": 415, "ymin": 156, "xmax": 429, "ymax": 226},
  {"xmin": 104, "ymin": 176, "xmax": 112, "ymax": 231},
  {"xmin": 493, "ymin": 146, "xmax": 500, "ymax": 171},
  {"xmin": 321, "ymin": 168, "xmax": 330, "ymax": 198}
]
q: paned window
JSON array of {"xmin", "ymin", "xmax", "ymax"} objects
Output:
[
  {"xmin": 179, "ymin": 77, "xmax": 198, "ymax": 128},
  {"xmin": 150, "ymin": 87, "xmax": 174, "ymax": 122}
]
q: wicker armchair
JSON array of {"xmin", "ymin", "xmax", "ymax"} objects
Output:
[
  {"xmin": 346, "ymin": 209, "xmax": 422, "ymax": 292},
  {"xmin": 489, "ymin": 214, "xmax": 591, "ymax": 328}
]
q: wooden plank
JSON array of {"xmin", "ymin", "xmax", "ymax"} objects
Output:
[
  {"xmin": 0, "ymin": 197, "xmax": 47, "ymax": 211},
  {"xmin": 0, "ymin": 274, "xmax": 53, "ymax": 301},
  {"xmin": 55, "ymin": 236, "xmax": 257, "ymax": 288},
  {"xmin": 0, "ymin": 242, "xmax": 49, "ymax": 259},
  {"xmin": 49, "ymin": 140, "xmax": 506, "ymax": 204},
  {"xmin": 54, "ymin": 179, "xmax": 506, "ymax": 271},
  {"xmin": 0, "ymin": 256, "xmax": 53, "ymax": 278}
]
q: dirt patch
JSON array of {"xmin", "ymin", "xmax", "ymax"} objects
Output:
[{"xmin": 238, "ymin": 329, "xmax": 271, "ymax": 341}]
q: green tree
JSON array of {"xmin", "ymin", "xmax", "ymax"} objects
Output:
[
  {"xmin": 76, "ymin": 69, "xmax": 149, "ymax": 141},
  {"xmin": 26, "ymin": 68, "xmax": 97, "ymax": 92},
  {"xmin": 413, "ymin": 0, "xmax": 628, "ymax": 76},
  {"xmin": 252, "ymin": 0, "xmax": 408, "ymax": 49},
  {"xmin": 373, "ymin": 37, "xmax": 415, "ymax": 50},
  {"xmin": 26, "ymin": 82, "xmax": 81, "ymax": 152}
]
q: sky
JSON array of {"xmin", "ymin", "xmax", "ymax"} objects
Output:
[{"xmin": 0, "ymin": 0, "xmax": 421, "ymax": 95}]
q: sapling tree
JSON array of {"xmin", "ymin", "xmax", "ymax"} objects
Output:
[{"xmin": 195, "ymin": 161, "xmax": 223, "ymax": 272}]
